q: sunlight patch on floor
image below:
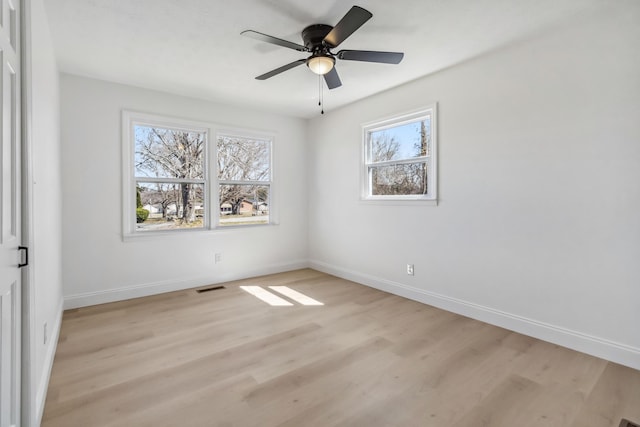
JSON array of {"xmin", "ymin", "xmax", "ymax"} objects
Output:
[
  {"xmin": 240, "ymin": 286, "xmax": 293, "ymax": 306},
  {"xmin": 239, "ymin": 285, "xmax": 324, "ymax": 306},
  {"xmin": 269, "ymin": 286, "xmax": 324, "ymax": 306}
]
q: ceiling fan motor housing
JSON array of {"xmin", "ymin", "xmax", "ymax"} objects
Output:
[{"xmin": 302, "ymin": 24, "xmax": 333, "ymax": 51}]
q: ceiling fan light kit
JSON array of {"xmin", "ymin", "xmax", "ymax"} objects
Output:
[
  {"xmin": 241, "ymin": 5, "xmax": 404, "ymax": 112},
  {"xmin": 307, "ymin": 55, "xmax": 335, "ymax": 75}
]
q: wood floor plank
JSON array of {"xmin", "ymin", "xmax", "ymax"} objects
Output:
[
  {"xmin": 42, "ymin": 269, "xmax": 640, "ymax": 427},
  {"xmin": 511, "ymin": 338, "xmax": 608, "ymax": 393},
  {"xmin": 570, "ymin": 363, "xmax": 640, "ymax": 427},
  {"xmin": 451, "ymin": 375, "xmax": 585, "ymax": 427}
]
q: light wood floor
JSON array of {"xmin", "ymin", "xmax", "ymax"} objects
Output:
[{"xmin": 43, "ymin": 269, "xmax": 640, "ymax": 427}]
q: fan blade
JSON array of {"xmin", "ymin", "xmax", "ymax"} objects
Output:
[
  {"xmin": 241, "ymin": 30, "xmax": 307, "ymax": 52},
  {"xmin": 256, "ymin": 59, "xmax": 306, "ymax": 80},
  {"xmin": 323, "ymin": 6, "xmax": 372, "ymax": 48},
  {"xmin": 324, "ymin": 67, "xmax": 342, "ymax": 89},
  {"xmin": 337, "ymin": 50, "xmax": 404, "ymax": 64}
]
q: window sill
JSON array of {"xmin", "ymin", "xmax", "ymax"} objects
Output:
[
  {"xmin": 359, "ymin": 197, "xmax": 438, "ymax": 207},
  {"xmin": 122, "ymin": 222, "xmax": 279, "ymax": 242}
]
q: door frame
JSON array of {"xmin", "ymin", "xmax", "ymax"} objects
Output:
[{"xmin": 20, "ymin": 0, "xmax": 36, "ymax": 425}]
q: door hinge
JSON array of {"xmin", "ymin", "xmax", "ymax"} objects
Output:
[{"xmin": 18, "ymin": 246, "xmax": 28, "ymax": 268}]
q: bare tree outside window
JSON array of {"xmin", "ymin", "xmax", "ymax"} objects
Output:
[
  {"xmin": 363, "ymin": 107, "xmax": 437, "ymax": 201},
  {"xmin": 134, "ymin": 125, "xmax": 206, "ymax": 231},
  {"xmin": 368, "ymin": 120, "xmax": 430, "ymax": 195}
]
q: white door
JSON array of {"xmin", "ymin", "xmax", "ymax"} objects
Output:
[{"xmin": 0, "ymin": 0, "xmax": 20, "ymax": 426}]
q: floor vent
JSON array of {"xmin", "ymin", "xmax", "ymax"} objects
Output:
[
  {"xmin": 196, "ymin": 285, "xmax": 226, "ymax": 293},
  {"xmin": 620, "ymin": 419, "xmax": 640, "ymax": 427}
]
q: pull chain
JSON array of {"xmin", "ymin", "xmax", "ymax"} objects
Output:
[
  {"xmin": 318, "ymin": 73, "xmax": 321, "ymax": 107},
  {"xmin": 318, "ymin": 74, "xmax": 324, "ymax": 114}
]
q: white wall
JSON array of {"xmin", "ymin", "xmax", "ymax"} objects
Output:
[
  {"xmin": 60, "ymin": 75, "xmax": 308, "ymax": 307},
  {"xmin": 28, "ymin": 0, "xmax": 64, "ymax": 423},
  {"xmin": 308, "ymin": 3, "xmax": 640, "ymax": 369}
]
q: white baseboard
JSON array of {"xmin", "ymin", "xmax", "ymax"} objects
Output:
[
  {"xmin": 309, "ymin": 260, "xmax": 640, "ymax": 371},
  {"xmin": 35, "ymin": 297, "xmax": 63, "ymax": 426},
  {"xmin": 63, "ymin": 260, "xmax": 309, "ymax": 309}
]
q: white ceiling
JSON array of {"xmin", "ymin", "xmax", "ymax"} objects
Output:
[{"xmin": 44, "ymin": 0, "xmax": 605, "ymax": 118}]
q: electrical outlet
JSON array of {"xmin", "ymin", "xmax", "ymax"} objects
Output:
[
  {"xmin": 407, "ymin": 264, "xmax": 414, "ymax": 276},
  {"xmin": 214, "ymin": 253, "xmax": 222, "ymax": 263},
  {"xmin": 44, "ymin": 322, "xmax": 48, "ymax": 345}
]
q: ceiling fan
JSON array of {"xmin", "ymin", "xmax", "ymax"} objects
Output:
[{"xmin": 241, "ymin": 5, "xmax": 404, "ymax": 90}]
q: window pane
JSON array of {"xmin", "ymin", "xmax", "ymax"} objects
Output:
[
  {"xmin": 370, "ymin": 163, "xmax": 428, "ymax": 196},
  {"xmin": 219, "ymin": 184, "xmax": 269, "ymax": 226},
  {"xmin": 134, "ymin": 125, "xmax": 205, "ymax": 179},
  {"xmin": 217, "ymin": 136, "xmax": 270, "ymax": 181},
  {"xmin": 136, "ymin": 182, "xmax": 205, "ymax": 231},
  {"xmin": 369, "ymin": 117, "xmax": 431, "ymax": 163}
]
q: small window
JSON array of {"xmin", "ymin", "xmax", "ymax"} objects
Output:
[
  {"xmin": 362, "ymin": 105, "xmax": 437, "ymax": 202},
  {"xmin": 217, "ymin": 134, "xmax": 271, "ymax": 226}
]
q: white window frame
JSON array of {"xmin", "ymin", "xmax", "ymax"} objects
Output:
[
  {"xmin": 361, "ymin": 105, "xmax": 437, "ymax": 204},
  {"xmin": 122, "ymin": 111, "xmax": 276, "ymax": 238}
]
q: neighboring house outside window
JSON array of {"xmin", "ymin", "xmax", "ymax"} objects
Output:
[
  {"xmin": 362, "ymin": 105, "xmax": 437, "ymax": 203},
  {"xmin": 122, "ymin": 111, "xmax": 273, "ymax": 236}
]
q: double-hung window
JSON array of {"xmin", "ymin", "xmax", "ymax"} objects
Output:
[
  {"xmin": 362, "ymin": 105, "xmax": 437, "ymax": 202},
  {"xmin": 122, "ymin": 111, "xmax": 273, "ymax": 236}
]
